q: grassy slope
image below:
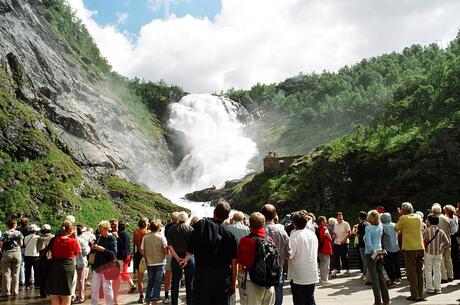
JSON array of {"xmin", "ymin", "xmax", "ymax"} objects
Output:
[{"xmin": 232, "ymin": 34, "xmax": 460, "ymax": 218}]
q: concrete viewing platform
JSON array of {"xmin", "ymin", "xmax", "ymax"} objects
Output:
[{"xmin": 1, "ymin": 270, "xmax": 459, "ymax": 305}]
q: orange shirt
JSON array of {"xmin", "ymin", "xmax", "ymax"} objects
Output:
[{"xmin": 133, "ymin": 228, "xmax": 149, "ymax": 251}]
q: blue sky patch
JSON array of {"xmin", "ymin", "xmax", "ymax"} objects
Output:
[{"xmin": 82, "ymin": 0, "xmax": 222, "ymax": 34}]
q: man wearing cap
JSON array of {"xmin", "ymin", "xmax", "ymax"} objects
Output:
[
  {"xmin": 37, "ymin": 224, "xmax": 54, "ymax": 298},
  {"xmin": 23, "ymin": 224, "xmax": 41, "ymax": 289}
]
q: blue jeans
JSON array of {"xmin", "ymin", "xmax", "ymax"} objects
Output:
[
  {"xmin": 274, "ymin": 270, "xmax": 284, "ymax": 305},
  {"xmin": 172, "ymin": 256, "xmax": 194, "ymax": 305},
  {"xmin": 145, "ymin": 265, "xmax": 164, "ymax": 302},
  {"xmin": 359, "ymin": 247, "xmax": 367, "ymax": 275}
]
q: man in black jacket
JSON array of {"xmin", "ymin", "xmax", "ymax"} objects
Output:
[{"xmin": 182, "ymin": 201, "xmax": 237, "ymax": 305}]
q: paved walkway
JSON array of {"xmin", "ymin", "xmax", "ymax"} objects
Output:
[{"xmin": 1, "ymin": 270, "xmax": 459, "ymax": 305}]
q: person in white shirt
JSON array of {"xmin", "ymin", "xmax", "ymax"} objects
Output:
[
  {"xmin": 141, "ymin": 219, "xmax": 168, "ymax": 305},
  {"xmin": 288, "ymin": 211, "xmax": 318, "ymax": 305},
  {"xmin": 23, "ymin": 224, "xmax": 40, "ymax": 289},
  {"xmin": 332, "ymin": 212, "xmax": 351, "ymax": 277}
]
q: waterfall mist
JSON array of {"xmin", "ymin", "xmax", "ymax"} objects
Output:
[{"xmin": 165, "ymin": 94, "xmax": 258, "ymax": 196}]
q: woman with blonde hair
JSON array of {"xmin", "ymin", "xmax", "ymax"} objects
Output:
[
  {"xmin": 46, "ymin": 220, "xmax": 81, "ymax": 305},
  {"xmin": 365, "ymin": 210, "xmax": 390, "ymax": 305},
  {"xmin": 141, "ymin": 219, "xmax": 168, "ymax": 305},
  {"xmin": 90, "ymin": 220, "xmax": 117, "ymax": 305}
]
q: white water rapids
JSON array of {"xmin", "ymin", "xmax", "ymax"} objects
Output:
[{"xmin": 142, "ymin": 94, "xmax": 258, "ymax": 216}]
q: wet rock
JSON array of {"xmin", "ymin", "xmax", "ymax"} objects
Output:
[
  {"xmin": 0, "ymin": 0, "xmax": 174, "ymax": 182},
  {"xmin": 39, "ymin": 86, "xmax": 53, "ymax": 99}
]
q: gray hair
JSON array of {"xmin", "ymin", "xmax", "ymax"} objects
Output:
[
  {"xmin": 431, "ymin": 203, "xmax": 442, "ymax": 215},
  {"xmin": 178, "ymin": 211, "xmax": 189, "ymax": 223},
  {"xmin": 401, "ymin": 202, "xmax": 414, "ymax": 214},
  {"xmin": 170, "ymin": 212, "xmax": 180, "ymax": 222},
  {"xmin": 328, "ymin": 217, "xmax": 337, "ymax": 226}
]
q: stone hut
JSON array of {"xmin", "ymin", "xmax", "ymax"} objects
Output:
[{"xmin": 263, "ymin": 151, "xmax": 302, "ymax": 174}]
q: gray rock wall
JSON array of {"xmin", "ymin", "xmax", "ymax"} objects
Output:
[{"xmin": 0, "ymin": 0, "xmax": 173, "ymax": 186}]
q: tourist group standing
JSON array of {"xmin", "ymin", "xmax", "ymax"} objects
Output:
[{"xmin": 1, "ymin": 200, "xmax": 459, "ymax": 305}]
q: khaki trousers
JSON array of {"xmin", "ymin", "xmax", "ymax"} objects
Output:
[
  {"xmin": 242, "ymin": 280, "xmax": 275, "ymax": 305},
  {"xmin": 231, "ymin": 272, "xmax": 246, "ymax": 305},
  {"xmin": 404, "ymin": 250, "xmax": 425, "ymax": 299},
  {"xmin": 1, "ymin": 251, "xmax": 21, "ymax": 296},
  {"xmin": 441, "ymin": 247, "xmax": 453, "ymax": 280}
]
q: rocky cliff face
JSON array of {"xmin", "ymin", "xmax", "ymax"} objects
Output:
[{"xmin": 0, "ymin": 0, "xmax": 173, "ymax": 185}]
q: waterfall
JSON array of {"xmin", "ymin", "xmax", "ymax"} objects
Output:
[{"xmin": 166, "ymin": 94, "xmax": 258, "ymax": 195}]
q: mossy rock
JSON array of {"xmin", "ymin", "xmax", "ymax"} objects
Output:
[{"xmin": 0, "ymin": 88, "xmax": 184, "ymax": 233}]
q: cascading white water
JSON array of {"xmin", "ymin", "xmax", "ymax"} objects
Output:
[{"xmin": 168, "ymin": 94, "xmax": 258, "ymax": 195}]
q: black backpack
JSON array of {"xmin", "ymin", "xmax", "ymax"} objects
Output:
[
  {"xmin": 247, "ymin": 233, "xmax": 282, "ymax": 288},
  {"xmin": 1, "ymin": 231, "xmax": 19, "ymax": 251}
]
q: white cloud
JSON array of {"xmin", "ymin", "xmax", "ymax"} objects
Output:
[
  {"xmin": 67, "ymin": 0, "xmax": 134, "ymax": 70},
  {"xmin": 67, "ymin": 0, "xmax": 460, "ymax": 93},
  {"xmin": 116, "ymin": 12, "xmax": 128, "ymax": 25}
]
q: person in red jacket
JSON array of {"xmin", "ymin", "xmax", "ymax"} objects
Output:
[
  {"xmin": 237, "ymin": 212, "xmax": 275, "ymax": 305},
  {"xmin": 318, "ymin": 216, "xmax": 333, "ymax": 284}
]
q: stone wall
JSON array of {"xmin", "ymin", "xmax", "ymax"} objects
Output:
[{"xmin": 263, "ymin": 154, "xmax": 302, "ymax": 173}]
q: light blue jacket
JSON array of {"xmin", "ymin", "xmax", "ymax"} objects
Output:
[{"xmin": 364, "ymin": 224, "xmax": 383, "ymax": 254}]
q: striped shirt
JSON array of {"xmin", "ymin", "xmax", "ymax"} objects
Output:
[
  {"xmin": 265, "ymin": 223, "xmax": 290, "ymax": 263},
  {"xmin": 423, "ymin": 225, "xmax": 450, "ymax": 256}
]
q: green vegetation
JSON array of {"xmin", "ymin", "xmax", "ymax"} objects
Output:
[
  {"xmin": 0, "ymin": 88, "xmax": 184, "ymax": 232},
  {"xmin": 44, "ymin": 0, "xmax": 111, "ymax": 75},
  {"xmin": 126, "ymin": 77, "xmax": 186, "ymax": 123},
  {"xmin": 229, "ymin": 41, "xmax": 455, "ymax": 156},
  {"xmin": 232, "ymin": 33, "xmax": 460, "ymax": 218},
  {"xmin": 103, "ymin": 74, "xmax": 186, "ymax": 140}
]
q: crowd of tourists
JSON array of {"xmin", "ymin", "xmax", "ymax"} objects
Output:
[{"xmin": 0, "ymin": 200, "xmax": 459, "ymax": 305}]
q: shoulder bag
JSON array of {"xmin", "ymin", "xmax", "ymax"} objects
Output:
[{"xmin": 88, "ymin": 236, "xmax": 101, "ymax": 265}]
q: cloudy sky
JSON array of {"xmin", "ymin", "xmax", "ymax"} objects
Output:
[{"xmin": 68, "ymin": 0, "xmax": 460, "ymax": 93}]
